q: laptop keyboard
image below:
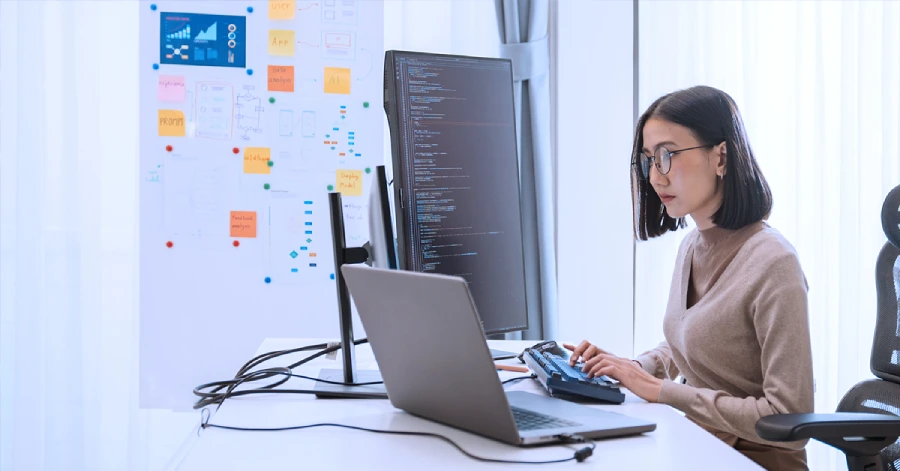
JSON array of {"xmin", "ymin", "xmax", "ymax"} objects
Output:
[{"xmin": 511, "ymin": 407, "xmax": 580, "ymax": 431}]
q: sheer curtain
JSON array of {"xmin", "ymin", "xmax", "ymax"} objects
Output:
[
  {"xmin": 635, "ymin": 1, "xmax": 900, "ymax": 470},
  {"xmin": 0, "ymin": 1, "xmax": 499, "ymax": 470}
]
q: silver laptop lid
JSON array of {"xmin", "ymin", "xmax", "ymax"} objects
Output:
[{"xmin": 340, "ymin": 265, "xmax": 521, "ymax": 444}]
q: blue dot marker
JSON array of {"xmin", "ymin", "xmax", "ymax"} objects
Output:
[
  {"xmin": 150, "ymin": 4, "xmax": 157, "ymax": 10},
  {"xmin": 152, "ymin": 63, "xmax": 159, "ymax": 70},
  {"xmin": 330, "ymin": 274, "xmax": 335, "ymax": 280},
  {"xmin": 264, "ymin": 276, "xmax": 271, "ymax": 284},
  {"xmin": 247, "ymin": 6, "xmax": 254, "ymax": 13},
  {"xmin": 247, "ymin": 69, "xmax": 254, "ymax": 76}
]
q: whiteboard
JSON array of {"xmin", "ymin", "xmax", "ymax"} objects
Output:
[{"xmin": 139, "ymin": 0, "xmax": 384, "ymax": 409}]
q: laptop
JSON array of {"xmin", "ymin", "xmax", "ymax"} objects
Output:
[{"xmin": 340, "ymin": 265, "xmax": 657, "ymax": 445}]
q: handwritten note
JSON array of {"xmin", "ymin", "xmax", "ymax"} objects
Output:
[
  {"xmin": 158, "ymin": 75, "xmax": 186, "ymax": 102},
  {"xmin": 244, "ymin": 147, "xmax": 271, "ymax": 174},
  {"xmin": 324, "ymin": 67, "xmax": 351, "ymax": 95},
  {"xmin": 268, "ymin": 0, "xmax": 296, "ymax": 19},
  {"xmin": 158, "ymin": 110, "xmax": 186, "ymax": 136},
  {"xmin": 268, "ymin": 65, "xmax": 294, "ymax": 92},
  {"xmin": 230, "ymin": 211, "xmax": 257, "ymax": 238},
  {"xmin": 336, "ymin": 169, "xmax": 363, "ymax": 196},
  {"xmin": 268, "ymin": 30, "xmax": 295, "ymax": 56}
]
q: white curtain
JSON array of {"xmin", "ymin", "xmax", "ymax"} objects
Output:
[
  {"xmin": 0, "ymin": 1, "xmax": 499, "ymax": 470},
  {"xmin": 635, "ymin": 1, "xmax": 900, "ymax": 470}
]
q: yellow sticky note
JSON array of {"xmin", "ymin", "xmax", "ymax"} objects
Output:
[
  {"xmin": 269, "ymin": 0, "xmax": 296, "ymax": 19},
  {"xmin": 336, "ymin": 169, "xmax": 363, "ymax": 196},
  {"xmin": 230, "ymin": 211, "xmax": 257, "ymax": 238},
  {"xmin": 324, "ymin": 67, "xmax": 351, "ymax": 95},
  {"xmin": 268, "ymin": 30, "xmax": 295, "ymax": 56},
  {"xmin": 244, "ymin": 147, "xmax": 271, "ymax": 174},
  {"xmin": 158, "ymin": 110, "xmax": 185, "ymax": 136}
]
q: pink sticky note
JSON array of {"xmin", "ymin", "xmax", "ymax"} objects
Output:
[{"xmin": 158, "ymin": 75, "xmax": 186, "ymax": 102}]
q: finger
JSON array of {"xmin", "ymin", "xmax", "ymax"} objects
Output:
[
  {"xmin": 569, "ymin": 340, "xmax": 590, "ymax": 365},
  {"xmin": 582, "ymin": 354, "xmax": 610, "ymax": 373},
  {"xmin": 586, "ymin": 361, "xmax": 614, "ymax": 379},
  {"xmin": 582, "ymin": 345, "xmax": 597, "ymax": 361},
  {"xmin": 562, "ymin": 343, "xmax": 576, "ymax": 351}
]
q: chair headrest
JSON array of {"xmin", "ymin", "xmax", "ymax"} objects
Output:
[{"xmin": 883, "ymin": 185, "xmax": 900, "ymax": 249}]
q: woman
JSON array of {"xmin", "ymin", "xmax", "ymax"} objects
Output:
[{"xmin": 566, "ymin": 86, "xmax": 814, "ymax": 471}]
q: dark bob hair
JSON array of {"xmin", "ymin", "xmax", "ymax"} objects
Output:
[{"xmin": 631, "ymin": 85, "xmax": 773, "ymax": 240}]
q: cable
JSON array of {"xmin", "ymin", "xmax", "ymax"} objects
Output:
[
  {"xmin": 192, "ymin": 339, "xmax": 370, "ymax": 409},
  {"xmin": 199, "ymin": 409, "xmax": 596, "ymax": 464},
  {"xmin": 195, "ymin": 370, "xmax": 535, "ymax": 410},
  {"xmin": 501, "ymin": 374, "xmax": 536, "ymax": 385}
]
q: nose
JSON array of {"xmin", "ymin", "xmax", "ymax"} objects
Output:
[{"xmin": 648, "ymin": 161, "xmax": 667, "ymax": 187}]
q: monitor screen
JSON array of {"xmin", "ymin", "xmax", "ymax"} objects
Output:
[{"xmin": 384, "ymin": 51, "xmax": 528, "ymax": 335}]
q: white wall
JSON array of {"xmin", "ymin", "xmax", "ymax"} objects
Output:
[{"xmin": 556, "ymin": 0, "xmax": 635, "ymax": 356}]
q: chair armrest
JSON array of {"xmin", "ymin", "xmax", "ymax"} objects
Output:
[{"xmin": 756, "ymin": 413, "xmax": 900, "ymax": 442}]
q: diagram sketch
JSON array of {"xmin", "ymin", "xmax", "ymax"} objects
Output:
[
  {"xmin": 195, "ymin": 82, "xmax": 234, "ymax": 139},
  {"xmin": 235, "ymin": 85, "xmax": 265, "ymax": 140}
]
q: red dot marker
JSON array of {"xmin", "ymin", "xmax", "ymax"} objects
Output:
[
  {"xmin": 233, "ymin": 240, "xmax": 240, "ymax": 247},
  {"xmin": 233, "ymin": 147, "xmax": 240, "ymax": 154},
  {"xmin": 166, "ymin": 241, "xmax": 173, "ymax": 248},
  {"xmin": 166, "ymin": 145, "xmax": 173, "ymax": 152}
]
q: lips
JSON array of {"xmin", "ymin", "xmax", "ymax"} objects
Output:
[{"xmin": 658, "ymin": 193, "xmax": 675, "ymax": 203}]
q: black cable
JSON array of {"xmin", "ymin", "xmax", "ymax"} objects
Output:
[
  {"xmin": 193, "ymin": 339, "xmax": 370, "ymax": 409},
  {"xmin": 501, "ymin": 374, "xmax": 536, "ymax": 385},
  {"xmin": 199, "ymin": 410, "xmax": 596, "ymax": 464}
]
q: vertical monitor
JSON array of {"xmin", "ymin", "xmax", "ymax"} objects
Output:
[{"xmin": 383, "ymin": 50, "xmax": 528, "ymax": 335}]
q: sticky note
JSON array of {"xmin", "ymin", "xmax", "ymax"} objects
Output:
[
  {"xmin": 157, "ymin": 75, "xmax": 185, "ymax": 102},
  {"xmin": 244, "ymin": 147, "xmax": 271, "ymax": 174},
  {"xmin": 324, "ymin": 67, "xmax": 351, "ymax": 95},
  {"xmin": 268, "ymin": 65, "xmax": 294, "ymax": 92},
  {"xmin": 268, "ymin": 30, "xmax": 295, "ymax": 56},
  {"xmin": 158, "ymin": 110, "xmax": 185, "ymax": 136},
  {"xmin": 230, "ymin": 211, "xmax": 257, "ymax": 238},
  {"xmin": 336, "ymin": 169, "xmax": 363, "ymax": 196},
  {"xmin": 268, "ymin": 0, "xmax": 295, "ymax": 19}
]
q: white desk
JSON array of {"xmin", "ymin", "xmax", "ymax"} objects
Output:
[{"xmin": 175, "ymin": 339, "xmax": 763, "ymax": 470}]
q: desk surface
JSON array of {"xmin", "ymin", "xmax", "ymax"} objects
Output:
[{"xmin": 176, "ymin": 339, "xmax": 762, "ymax": 470}]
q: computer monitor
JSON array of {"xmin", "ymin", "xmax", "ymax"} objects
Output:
[{"xmin": 383, "ymin": 50, "xmax": 529, "ymax": 336}]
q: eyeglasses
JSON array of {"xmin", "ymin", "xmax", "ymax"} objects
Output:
[{"xmin": 634, "ymin": 145, "xmax": 710, "ymax": 180}]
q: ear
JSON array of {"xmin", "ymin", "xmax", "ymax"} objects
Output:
[{"xmin": 714, "ymin": 141, "xmax": 727, "ymax": 177}]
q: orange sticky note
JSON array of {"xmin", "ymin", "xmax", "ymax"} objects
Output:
[
  {"xmin": 230, "ymin": 211, "xmax": 257, "ymax": 238},
  {"xmin": 244, "ymin": 147, "xmax": 271, "ymax": 174},
  {"xmin": 324, "ymin": 67, "xmax": 351, "ymax": 95},
  {"xmin": 268, "ymin": 65, "xmax": 294, "ymax": 92},
  {"xmin": 268, "ymin": 0, "xmax": 295, "ymax": 19},
  {"xmin": 158, "ymin": 110, "xmax": 185, "ymax": 136},
  {"xmin": 268, "ymin": 30, "xmax": 295, "ymax": 56},
  {"xmin": 336, "ymin": 169, "xmax": 363, "ymax": 196}
]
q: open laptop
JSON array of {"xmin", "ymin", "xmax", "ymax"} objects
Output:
[{"xmin": 340, "ymin": 265, "xmax": 656, "ymax": 446}]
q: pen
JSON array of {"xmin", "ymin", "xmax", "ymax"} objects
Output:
[{"xmin": 495, "ymin": 363, "xmax": 530, "ymax": 373}]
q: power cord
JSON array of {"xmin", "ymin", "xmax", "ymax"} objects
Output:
[
  {"xmin": 199, "ymin": 409, "xmax": 596, "ymax": 464},
  {"xmin": 193, "ymin": 341, "xmax": 537, "ymax": 409}
]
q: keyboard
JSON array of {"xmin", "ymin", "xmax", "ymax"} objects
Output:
[
  {"xmin": 510, "ymin": 407, "xmax": 579, "ymax": 431},
  {"xmin": 522, "ymin": 348, "xmax": 626, "ymax": 404}
]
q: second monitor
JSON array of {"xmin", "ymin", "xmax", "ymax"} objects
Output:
[{"xmin": 383, "ymin": 50, "xmax": 529, "ymax": 338}]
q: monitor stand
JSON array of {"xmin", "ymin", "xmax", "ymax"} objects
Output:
[
  {"xmin": 313, "ymin": 369, "xmax": 387, "ymax": 399},
  {"xmin": 314, "ymin": 192, "xmax": 388, "ymax": 399},
  {"xmin": 490, "ymin": 348, "xmax": 518, "ymax": 360}
]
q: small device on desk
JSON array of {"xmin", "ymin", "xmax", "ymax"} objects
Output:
[{"xmin": 521, "ymin": 341, "xmax": 626, "ymax": 404}]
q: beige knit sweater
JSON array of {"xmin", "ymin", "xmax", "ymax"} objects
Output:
[{"xmin": 635, "ymin": 222, "xmax": 814, "ymax": 450}]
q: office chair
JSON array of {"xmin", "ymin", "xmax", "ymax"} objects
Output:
[{"xmin": 756, "ymin": 184, "xmax": 900, "ymax": 471}]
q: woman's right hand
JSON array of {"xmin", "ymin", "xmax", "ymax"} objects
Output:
[{"xmin": 563, "ymin": 340, "xmax": 616, "ymax": 366}]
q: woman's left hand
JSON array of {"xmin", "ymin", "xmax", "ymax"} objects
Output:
[{"xmin": 581, "ymin": 354, "xmax": 663, "ymax": 403}]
